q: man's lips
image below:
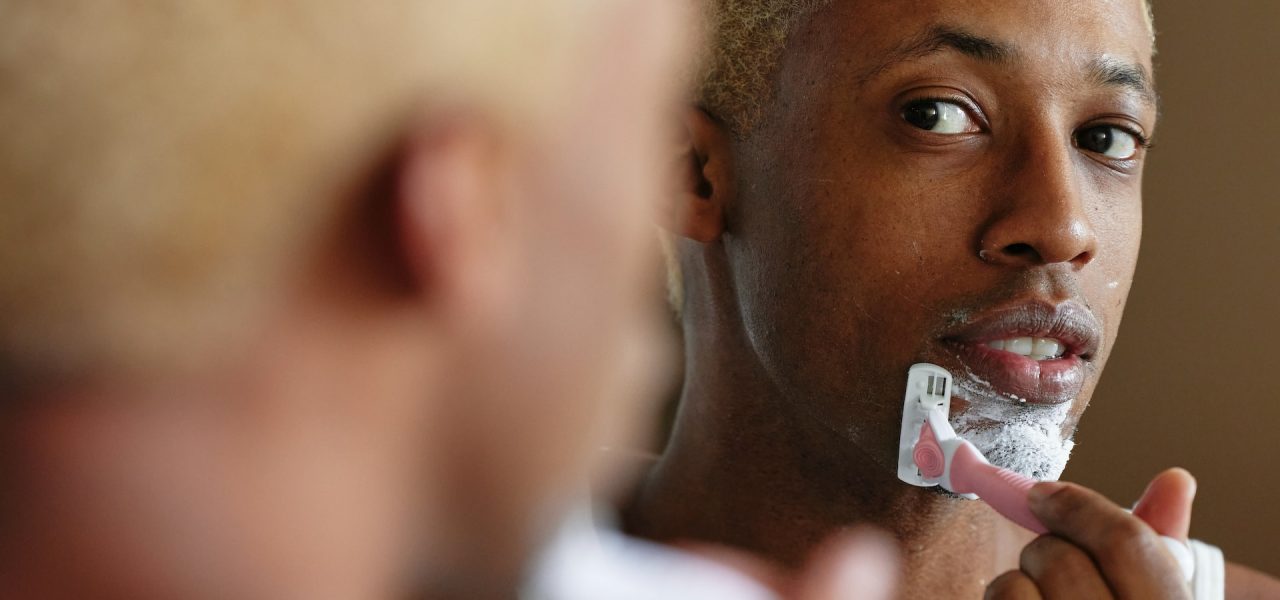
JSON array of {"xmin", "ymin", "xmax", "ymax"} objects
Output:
[{"xmin": 938, "ymin": 301, "xmax": 1103, "ymax": 405}]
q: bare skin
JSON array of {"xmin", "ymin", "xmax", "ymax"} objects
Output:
[{"xmin": 626, "ymin": 0, "xmax": 1280, "ymax": 597}]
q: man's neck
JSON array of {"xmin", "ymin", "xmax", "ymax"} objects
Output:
[{"xmin": 622, "ymin": 329, "xmax": 1031, "ymax": 598}]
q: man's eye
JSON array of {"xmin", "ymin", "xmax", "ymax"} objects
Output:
[
  {"xmin": 1075, "ymin": 125, "xmax": 1141, "ymax": 160},
  {"xmin": 902, "ymin": 100, "xmax": 976, "ymax": 135}
]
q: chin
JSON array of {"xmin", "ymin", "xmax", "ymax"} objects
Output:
[{"xmin": 956, "ymin": 411, "xmax": 1076, "ymax": 480}]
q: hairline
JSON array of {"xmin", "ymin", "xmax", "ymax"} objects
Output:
[{"xmin": 699, "ymin": 0, "xmax": 1156, "ymax": 135}]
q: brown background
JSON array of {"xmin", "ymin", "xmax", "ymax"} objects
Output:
[{"xmin": 1066, "ymin": 0, "xmax": 1280, "ymax": 574}]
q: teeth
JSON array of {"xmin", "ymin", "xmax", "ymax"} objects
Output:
[
  {"xmin": 1031, "ymin": 338, "xmax": 1063, "ymax": 360},
  {"xmin": 985, "ymin": 337, "xmax": 1065, "ymax": 360}
]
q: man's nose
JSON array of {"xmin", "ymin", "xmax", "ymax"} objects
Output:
[{"xmin": 978, "ymin": 138, "xmax": 1098, "ymax": 269}]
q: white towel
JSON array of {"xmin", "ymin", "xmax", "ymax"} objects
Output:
[{"xmin": 1188, "ymin": 539, "xmax": 1225, "ymax": 600}]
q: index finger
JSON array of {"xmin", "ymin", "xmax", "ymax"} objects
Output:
[{"xmin": 1028, "ymin": 482, "xmax": 1190, "ymax": 599}]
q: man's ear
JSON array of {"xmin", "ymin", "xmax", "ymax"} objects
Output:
[
  {"xmin": 395, "ymin": 118, "xmax": 507, "ymax": 308},
  {"xmin": 661, "ymin": 107, "xmax": 733, "ymax": 243}
]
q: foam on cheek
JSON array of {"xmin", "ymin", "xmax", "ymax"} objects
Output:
[{"xmin": 952, "ymin": 377, "xmax": 1076, "ymax": 481}]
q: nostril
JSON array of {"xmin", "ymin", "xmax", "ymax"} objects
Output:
[{"xmin": 1003, "ymin": 243, "xmax": 1038, "ymax": 258}]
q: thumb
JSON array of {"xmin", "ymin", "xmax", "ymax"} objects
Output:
[
  {"xmin": 1131, "ymin": 467, "xmax": 1197, "ymax": 540},
  {"xmin": 793, "ymin": 529, "xmax": 899, "ymax": 600}
]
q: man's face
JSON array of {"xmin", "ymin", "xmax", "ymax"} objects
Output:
[{"xmin": 727, "ymin": 0, "xmax": 1154, "ymax": 477}]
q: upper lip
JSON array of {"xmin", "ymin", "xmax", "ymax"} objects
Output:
[{"xmin": 941, "ymin": 300, "xmax": 1103, "ymax": 360}]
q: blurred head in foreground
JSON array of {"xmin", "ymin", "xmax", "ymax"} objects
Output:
[{"xmin": 0, "ymin": 1, "xmax": 686, "ymax": 598}]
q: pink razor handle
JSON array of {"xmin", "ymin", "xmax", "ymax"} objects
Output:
[
  {"xmin": 913, "ymin": 422, "xmax": 1047, "ymax": 534},
  {"xmin": 913, "ymin": 421, "xmax": 1195, "ymax": 581},
  {"xmin": 949, "ymin": 443, "xmax": 1047, "ymax": 533}
]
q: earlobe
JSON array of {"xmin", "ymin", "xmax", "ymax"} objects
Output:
[{"xmin": 661, "ymin": 107, "xmax": 733, "ymax": 243}]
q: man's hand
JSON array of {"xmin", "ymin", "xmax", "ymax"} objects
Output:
[{"xmin": 986, "ymin": 468, "xmax": 1197, "ymax": 599}]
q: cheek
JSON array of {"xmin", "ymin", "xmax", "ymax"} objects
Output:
[
  {"xmin": 1086, "ymin": 194, "xmax": 1143, "ymax": 335},
  {"xmin": 727, "ymin": 172, "xmax": 951, "ymax": 451},
  {"xmin": 735, "ymin": 137, "xmax": 963, "ymax": 330}
]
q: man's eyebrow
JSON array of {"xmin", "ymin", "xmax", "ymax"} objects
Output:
[
  {"xmin": 857, "ymin": 25, "xmax": 1016, "ymax": 86},
  {"xmin": 856, "ymin": 27, "xmax": 1158, "ymax": 109},
  {"xmin": 1090, "ymin": 57, "xmax": 1159, "ymax": 108}
]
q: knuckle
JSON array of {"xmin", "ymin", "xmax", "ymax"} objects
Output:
[
  {"xmin": 1097, "ymin": 519, "xmax": 1165, "ymax": 568},
  {"xmin": 1101, "ymin": 517, "xmax": 1150, "ymax": 549},
  {"xmin": 1021, "ymin": 535, "xmax": 1099, "ymax": 581},
  {"xmin": 1020, "ymin": 535, "xmax": 1064, "ymax": 564},
  {"xmin": 1022, "ymin": 535, "xmax": 1075, "ymax": 564},
  {"xmin": 985, "ymin": 571, "xmax": 1035, "ymax": 600},
  {"xmin": 1042, "ymin": 484, "xmax": 1090, "ymax": 521}
]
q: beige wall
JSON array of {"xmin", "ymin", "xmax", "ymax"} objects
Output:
[{"xmin": 1067, "ymin": 0, "xmax": 1280, "ymax": 574}]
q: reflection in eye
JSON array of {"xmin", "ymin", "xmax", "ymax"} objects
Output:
[
  {"xmin": 902, "ymin": 100, "xmax": 975, "ymax": 135},
  {"xmin": 1075, "ymin": 125, "xmax": 1140, "ymax": 160}
]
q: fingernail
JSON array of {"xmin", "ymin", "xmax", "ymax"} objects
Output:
[{"xmin": 1028, "ymin": 481, "xmax": 1065, "ymax": 505}]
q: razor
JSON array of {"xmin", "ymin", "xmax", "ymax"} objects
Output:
[{"xmin": 898, "ymin": 363, "xmax": 1194, "ymax": 581}]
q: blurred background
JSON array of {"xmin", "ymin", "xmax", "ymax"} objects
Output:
[{"xmin": 1068, "ymin": 0, "xmax": 1280, "ymax": 574}]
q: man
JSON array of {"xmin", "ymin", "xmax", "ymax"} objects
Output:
[
  {"xmin": 0, "ymin": 1, "xmax": 690, "ymax": 597},
  {"xmin": 627, "ymin": 0, "xmax": 1280, "ymax": 597}
]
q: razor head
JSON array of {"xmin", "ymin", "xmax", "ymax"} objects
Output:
[
  {"xmin": 897, "ymin": 363, "xmax": 954, "ymax": 487},
  {"xmin": 923, "ymin": 373, "xmax": 948, "ymax": 402}
]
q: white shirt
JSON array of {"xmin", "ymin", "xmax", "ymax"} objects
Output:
[{"xmin": 522, "ymin": 506, "xmax": 776, "ymax": 600}]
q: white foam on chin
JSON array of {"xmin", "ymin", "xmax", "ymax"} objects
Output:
[{"xmin": 952, "ymin": 377, "xmax": 1075, "ymax": 481}]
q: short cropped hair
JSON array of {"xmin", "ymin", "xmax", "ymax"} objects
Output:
[
  {"xmin": 694, "ymin": 0, "xmax": 833, "ymax": 133},
  {"xmin": 0, "ymin": 0, "xmax": 605, "ymax": 382}
]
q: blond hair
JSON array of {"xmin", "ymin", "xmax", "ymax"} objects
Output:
[
  {"xmin": 693, "ymin": 0, "xmax": 833, "ymax": 133},
  {"xmin": 0, "ymin": 0, "xmax": 606, "ymax": 381}
]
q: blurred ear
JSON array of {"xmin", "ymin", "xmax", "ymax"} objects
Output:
[
  {"xmin": 395, "ymin": 118, "xmax": 508, "ymax": 311},
  {"xmin": 659, "ymin": 107, "xmax": 732, "ymax": 243}
]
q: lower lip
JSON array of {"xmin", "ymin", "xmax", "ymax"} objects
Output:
[{"xmin": 942, "ymin": 341, "xmax": 1085, "ymax": 405}]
